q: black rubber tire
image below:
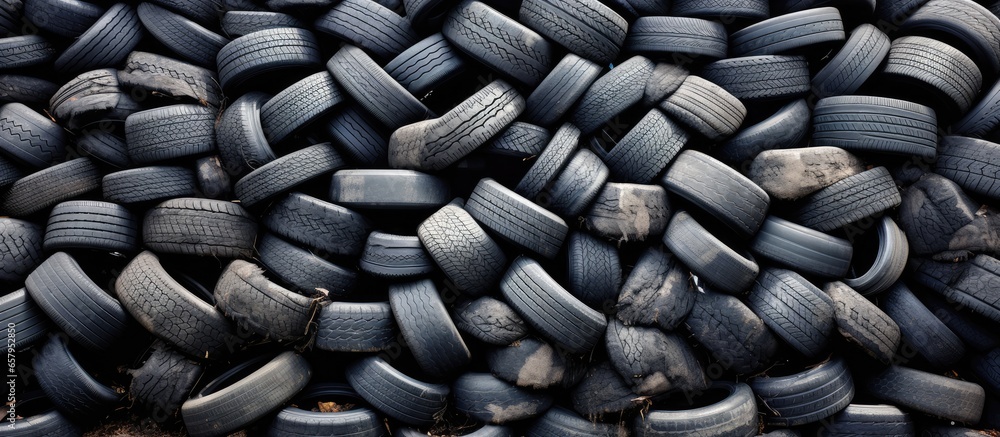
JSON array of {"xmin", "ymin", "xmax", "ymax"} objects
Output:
[
  {"xmin": 750, "ymin": 356, "xmax": 854, "ymax": 427},
  {"xmin": 325, "ymin": 105, "xmax": 390, "ymax": 166},
  {"xmin": 345, "ymin": 356, "xmax": 449, "ymax": 426},
  {"xmin": 388, "ymin": 79, "xmax": 524, "ymax": 171},
  {"xmin": 717, "ymin": 99, "xmax": 810, "ymax": 163},
  {"xmin": 125, "ymin": 104, "xmax": 217, "ymax": 165},
  {"xmin": 605, "ymin": 319, "xmax": 706, "ymax": 396},
  {"xmin": 685, "ymin": 290, "xmax": 778, "ymax": 374},
  {"xmin": 518, "ymin": 0, "xmax": 626, "ymax": 65},
  {"xmin": 194, "ymin": 155, "xmax": 232, "ymax": 200},
  {"xmin": 624, "ymin": 16, "xmax": 727, "ymax": 60},
  {"xmin": 267, "ymin": 382, "xmax": 384, "ymax": 437},
  {"xmin": 663, "ymin": 210, "xmax": 759, "ymax": 295},
  {"xmin": 115, "ymin": 251, "xmax": 236, "ymax": 360},
  {"xmin": 824, "ymin": 281, "xmax": 901, "ymax": 363},
  {"xmin": 1, "ymin": 157, "xmax": 100, "ymax": 217},
  {"xmin": 487, "ymin": 337, "xmax": 567, "ymax": 389},
  {"xmin": 566, "ymin": 231, "xmax": 621, "ymax": 309},
  {"xmin": 256, "ymin": 232, "xmax": 358, "ymax": 297},
  {"xmin": 260, "ymin": 72, "xmax": 344, "ymax": 145},
  {"xmin": 127, "ymin": 341, "xmax": 204, "ymax": 424},
  {"xmin": 935, "ymin": 136, "xmax": 1000, "ymax": 200},
  {"xmin": 142, "ymin": 198, "xmax": 257, "ymax": 259},
  {"xmin": 750, "ymin": 146, "xmax": 868, "ymax": 204},
  {"xmin": 102, "ymin": 166, "xmax": 197, "ymax": 205},
  {"xmin": 402, "ymin": 0, "xmax": 455, "ymax": 30},
  {"xmin": 747, "ymin": 268, "xmax": 836, "ymax": 357},
  {"xmin": 0, "ymin": 218, "xmax": 43, "ymax": 285},
  {"xmin": 53, "ymin": 3, "xmax": 143, "ymax": 74},
  {"xmin": 388, "ymin": 278, "xmax": 471, "ymax": 379},
  {"xmin": 215, "ymin": 259, "xmax": 317, "ymax": 341},
  {"xmin": 76, "ymin": 126, "xmax": 131, "ymax": 169},
  {"xmin": 823, "ymin": 404, "xmax": 915, "ymax": 436},
  {"xmin": 315, "ymin": 301, "xmax": 397, "ymax": 352},
  {"xmin": 633, "ymin": 382, "xmax": 758, "ymax": 437},
  {"xmin": 385, "ymin": 32, "xmax": 466, "ymax": 97},
  {"xmin": 793, "ymin": 166, "xmax": 901, "ymax": 232},
  {"xmin": 900, "ymin": 0, "xmax": 1000, "ymax": 76},
  {"xmin": 417, "ymin": 204, "xmax": 506, "ymax": 296},
  {"xmin": 181, "ymin": 352, "xmax": 311, "ymax": 437},
  {"xmin": 702, "ymin": 55, "xmax": 810, "ymax": 101},
  {"xmin": 452, "ymin": 296, "xmax": 529, "ymax": 346},
  {"xmin": 615, "ymin": 247, "xmax": 695, "ymax": 330},
  {"xmin": 866, "ymin": 365, "xmax": 985, "ymax": 424},
  {"xmin": 482, "ymin": 123, "xmax": 549, "ymax": 159},
  {"xmin": 658, "ymin": 75, "xmax": 746, "ymax": 141},
  {"xmin": 453, "ymin": 373, "xmax": 553, "ymax": 424},
  {"xmin": 571, "ymin": 56, "xmax": 654, "ymax": 135},
  {"xmin": 330, "ymin": 169, "xmax": 451, "ymax": 210},
  {"xmin": 216, "ymin": 27, "xmax": 322, "ymax": 91},
  {"xmin": 811, "ymin": 24, "xmax": 891, "ymax": 98},
  {"xmin": 515, "ymin": 123, "xmax": 580, "ymax": 202},
  {"xmin": 0, "ymin": 74, "xmax": 59, "ymax": 106},
  {"xmin": 882, "ymin": 282, "xmax": 965, "ymax": 368},
  {"xmin": 0, "ymin": 35, "xmax": 55, "ymax": 70},
  {"xmin": 729, "ymin": 7, "xmax": 845, "ymax": 56},
  {"xmin": 582, "ymin": 182, "xmax": 670, "ymax": 242},
  {"xmin": 314, "ymin": 0, "xmax": 418, "ymax": 61},
  {"xmin": 215, "ymin": 91, "xmax": 275, "ymax": 178},
  {"xmin": 221, "ymin": 11, "xmax": 305, "ymax": 38},
  {"xmin": 442, "ymin": 0, "xmax": 554, "ymax": 87},
  {"xmin": 48, "ymin": 69, "xmax": 142, "ymax": 131},
  {"xmin": 911, "ymin": 255, "xmax": 1000, "ymax": 324},
  {"xmin": 149, "ymin": 0, "xmax": 220, "ymax": 27},
  {"xmin": 326, "ymin": 45, "xmax": 432, "ymax": 131},
  {"xmin": 0, "ymin": 154, "xmax": 18, "ymax": 190},
  {"xmin": 920, "ymin": 291, "xmax": 1000, "ymax": 353},
  {"xmin": 0, "ymin": 390, "xmax": 81, "ymax": 436},
  {"xmin": 528, "ymin": 406, "xmax": 624, "ymax": 437},
  {"xmin": 23, "ymin": 0, "xmax": 103, "ymax": 38},
  {"xmin": 642, "ymin": 63, "xmax": 689, "ymax": 106},
  {"xmin": 0, "ymin": 288, "xmax": 51, "ymax": 350},
  {"xmin": 571, "ymin": 361, "xmax": 642, "ymax": 417},
  {"xmin": 544, "ymin": 148, "xmax": 608, "ymax": 217},
  {"xmin": 234, "ymin": 142, "xmax": 346, "ymax": 209},
  {"xmin": 264, "ymin": 192, "xmax": 370, "ymax": 258},
  {"xmin": 137, "ymin": 3, "xmax": 228, "ymax": 68},
  {"xmin": 466, "ymin": 178, "xmax": 569, "ymax": 260},
  {"xmin": 750, "ymin": 215, "xmax": 853, "ymax": 278},
  {"xmin": 952, "ymin": 75, "xmax": 1000, "ymax": 138},
  {"xmin": 971, "ymin": 348, "xmax": 1000, "ymax": 396},
  {"xmin": 896, "ymin": 173, "xmax": 986, "ymax": 259},
  {"xmin": 500, "ymin": 256, "xmax": 607, "ymax": 354},
  {"xmin": 43, "ymin": 200, "xmax": 139, "ymax": 253},
  {"xmin": 523, "ymin": 53, "xmax": 601, "ymax": 127},
  {"xmin": 813, "ymin": 95, "xmax": 938, "ymax": 158},
  {"xmin": 32, "ymin": 335, "xmax": 120, "ymax": 421},
  {"xmin": 882, "ymin": 36, "xmax": 982, "ymax": 115},
  {"xmin": 670, "ymin": 0, "xmax": 769, "ymax": 20},
  {"xmin": 604, "ymin": 108, "xmax": 687, "ymax": 184},
  {"xmin": 0, "ymin": 102, "xmax": 66, "ymax": 168}
]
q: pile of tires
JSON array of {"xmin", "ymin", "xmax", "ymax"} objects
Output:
[{"xmin": 3, "ymin": 0, "xmax": 1000, "ymax": 435}]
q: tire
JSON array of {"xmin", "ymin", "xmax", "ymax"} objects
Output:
[
  {"xmin": 143, "ymin": 198, "xmax": 257, "ymax": 258},
  {"xmin": 256, "ymin": 233, "xmax": 358, "ymax": 297},
  {"xmin": 624, "ymin": 16, "xmax": 727, "ymax": 60},
  {"xmin": 267, "ymin": 383, "xmax": 385, "ymax": 437},
  {"xmin": 388, "ymin": 79, "xmax": 524, "ymax": 171},
  {"xmin": 660, "ymin": 75, "xmax": 746, "ymax": 141},
  {"xmin": 402, "ymin": 0, "xmax": 455, "ymax": 30},
  {"xmin": 481, "ymin": 122, "xmax": 550, "ymax": 158},
  {"xmin": 325, "ymin": 105, "xmax": 390, "ymax": 166},
  {"xmin": 452, "ymin": 296, "xmax": 529, "ymax": 346},
  {"xmin": 824, "ymin": 281, "xmax": 901, "ymax": 363},
  {"xmin": 0, "ymin": 218, "xmax": 43, "ymax": 285},
  {"xmin": 717, "ymin": 99, "xmax": 810, "ymax": 164},
  {"xmin": 897, "ymin": 173, "xmax": 985, "ymax": 259},
  {"xmin": 259, "ymin": 72, "xmax": 344, "ymax": 145},
  {"xmin": 571, "ymin": 56, "xmax": 654, "ymax": 135},
  {"xmin": 453, "ymin": 373, "xmax": 553, "ymax": 424},
  {"xmin": 518, "ymin": 0, "xmax": 626, "ymax": 65},
  {"xmin": 972, "ymin": 348, "xmax": 1000, "ymax": 396},
  {"xmin": 920, "ymin": 292, "xmax": 1000, "ymax": 353},
  {"xmin": 0, "ymin": 390, "xmax": 81, "ymax": 437},
  {"xmin": 384, "ymin": 32, "xmax": 465, "ymax": 98},
  {"xmin": 466, "ymin": 178, "xmax": 569, "ymax": 260},
  {"xmin": 605, "ymin": 319, "xmax": 706, "ymax": 396},
  {"xmin": 215, "ymin": 91, "xmax": 275, "ymax": 178},
  {"xmin": 442, "ymin": 0, "xmax": 554, "ymax": 87},
  {"xmin": 315, "ymin": 301, "xmax": 397, "ymax": 352},
  {"xmin": 53, "ymin": 3, "xmax": 143, "ymax": 74},
  {"xmin": 0, "ymin": 74, "xmax": 59, "ymax": 106},
  {"xmin": 702, "ymin": 55, "xmax": 810, "ymax": 101},
  {"xmin": 487, "ymin": 337, "xmax": 567, "ymax": 389},
  {"xmin": 952, "ymin": 75, "xmax": 1000, "ymax": 138},
  {"xmin": 388, "ymin": 279, "xmax": 471, "ymax": 378},
  {"xmin": 330, "ymin": 169, "xmax": 450, "ymax": 210},
  {"xmin": 883, "ymin": 36, "xmax": 982, "ymax": 115},
  {"xmin": 181, "ymin": 352, "xmax": 311, "ymax": 437},
  {"xmin": 194, "ymin": 155, "xmax": 232, "ymax": 200},
  {"xmin": 663, "ymin": 210, "xmax": 759, "ymax": 295},
  {"xmin": 222, "ymin": 11, "xmax": 305, "ymax": 38},
  {"xmin": 935, "ymin": 136, "xmax": 1000, "ymax": 200},
  {"xmin": 500, "ymin": 256, "xmax": 607, "ymax": 354},
  {"xmin": 633, "ymin": 382, "xmax": 758, "ymax": 437},
  {"xmin": 102, "ymin": 166, "xmax": 197, "ymax": 205},
  {"xmin": 616, "ymin": 247, "xmax": 695, "ymax": 330},
  {"xmin": 642, "ymin": 62, "xmax": 689, "ymax": 106},
  {"xmin": 234, "ymin": 143, "xmax": 346, "ymax": 209},
  {"xmin": 822, "ymin": 404, "xmax": 915, "ymax": 436},
  {"xmin": 749, "ymin": 146, "xmax": 866, "ymax": 202},
  {"xmin": 750, "ymin": 215, "xmax": 854, "ymax": 278},
  {"xmin": 882, "ymin": 282, "xmax": 965, "ymax": 368},
  {"xmin": 0, "ymin": 288, "xmax": 51, "ymax": 350},
  {"xmin": 793, "ymin": 166, "xmax": 901, "ymax": 232},
  {"xmin": 670, "ymin": 0, "xmax": 769, "ymax": 20},
  {"xmin": 119, "ymin": 51, "xmax": 222, "ymax": 106},
  {"xmin": 523, "ymin": 53, "xmax": 601, "ymax": 127},
  {"xmin": 326, "ymin": 45, "xmax": 432, "ymax": 131},
  {"xmin": 544, "ymin": 148, "xmax": 608, "ymax": 217},
  {"xmin": 527, "ymin": 406, "xmax": 624, "ymax": 437},
  {"xmin": 0, "ymin": 102, "xmax": 66, "ymax": 168},
  {"xmin": 582, "ymin": 182, "xmax": 670, "ymax": 242},
  {"xmin": 604, "ymin": 108, "xmax": 687, "ymax": 184},
  {"xmin": 314, "ymin": 0, "xmax": 418, "ymax": 61},
  {"xmin": 149, "ymin": 0, "xmax": 220, "ymax": 27},
  {"xmin": 515, "ymin": 123, "xmax": 580, "ymax": 202},
  {"xmin": 685, "ymin": 290, "xmax": 778, "ymax": 374},
  {"xmin": 866, "ymin": 365, "xmax": 984, "ymax": 424},
  {"xmin": 0, "ymin": 35, "xmax": 55, "ymax": 69},
  {"xmin": 33, "ymin": 335, "xmax": 120, "ymax": 421},
  {"xmin": 750, "ymin": 356, "xmax": 854, "ymax": 427},
  {"xmin": 125, "ymin": 104, "xmax": 217, "ymax": 165},
  {"xmin": 137, "ymin": 3, "xmax": 228, "ymax": 68},
  {"xmin": 43, "ymin": 200, "xmax": 139, "ymax": 253},
  {"xmin": 264, "ymin": 192, "xmax": 370, "ymax": 258},
  {"xmin": 345, "ymin": 356, "xmax": 449, "ymax": 426},
  {"xmin": 48, "ymin": 69, "xmax": 142, "ymax": 131},
  {"xmin": 0, "ymin": 154, "xmax": 18, "ymax": 189},
  {"xmin": 911, "ymin": 255, "xmax": 1000, "ymax": 324},
  {"xmin": 571, "ymin": 361, "xmax": 643, "ymax": 416},
  {"xmin": 358, "ymin": 231, "xmax": 435, "ymax": 280},
  {"xmin": 1, "ymin": 157, "xmax": 100, "ymax": 217},
  {"xmin": 566, "ymin": 232, "xmax": 621, "ymax": 309},
  {"xmin": 215, "ymin": 259, "xmax": 318, "ymax": 342},
  {"xmin": 216, "ymin": 27, "xmax": 322, "ymax": 91},
  {"xmin": 77, "ymin": 127, "xmax": 131, "ymax": 169},
  {"xmin": 747, "ymin": 268, "xmax": 836, "ymax": 357},
  {"xmin": 900, "ymin": 0, "xmax": 1000, "ymax": 75},
  {"xmin": 116, "ymin": 251, "xmax": 236, "ymax": 360},
  {"xmin": 811, "ymin": 24, "xmax": 891, "ymax": 98},
  {"xmin": 23, "ymin": 0, "xmax": 103, "ymax": 38},
  {"xmin": 729, "ymin": 7, "xmax": 845, "ymax": 56},
  {"xmin": 416, "ymin": 204, "xmax": 506, "ymax": 296},
  {"xmin": 128, "ymin": 342, "xmax": 204, "ymax": 424}
]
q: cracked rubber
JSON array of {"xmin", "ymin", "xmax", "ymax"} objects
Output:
[
  {"xmin": 452, "ymin": 296, "xmax": 529, "ymax": 346},
  {"xmin": 215, "ymin": 91, "xmax": 275, "ymax": 178},
  {"xmin": 48, "ymin": 69, "xmax": 142, "ymax": 131},
  {"xmin": 142, "ymin": 198, "xmax": 257, "ymax": 259},
  {"xmin": 545, "ymin": 148, "xmax": 609, "ymax": 217},
  {"xmin": 824, "ymin": 281, "xmax": 900, "ymax": 363},
  {"xmin": 911, "ymin": 255, "xmax": 1000, "ymax": 324},
  {"xmin": 605, "ymin": 319, "xmax": 707, "ymax": 396},
  {"xmin": 128, "ymin": 342, "xmax": 204, "ymax": 424},
  {"xmin": 935, "ymin": 135, "xmax": 1000, "ymax": 200},
  {"xmin": 215, "ymin": 259, "xmax": 317, "ymax": 342},
  {"xmin": 515, "ymin": 123, "xmax": 579, "ymax": 202},
  {"xmin": 264, "ymin": 192, "xmax": 370, "ymax": 258},
  {"xmin": 685, "ymin": 290, "xmax": 778, "ymax": 374}
]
